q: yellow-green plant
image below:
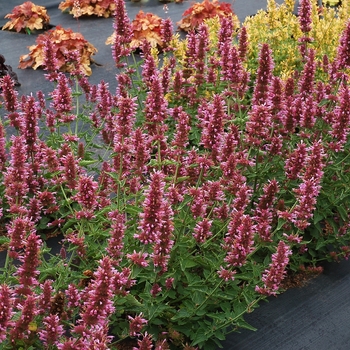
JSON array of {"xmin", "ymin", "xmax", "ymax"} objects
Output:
[{"xmin": 243, "ymin": 0, "xmax": 349, "ymax": 79}]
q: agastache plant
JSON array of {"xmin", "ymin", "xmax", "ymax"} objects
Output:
[{"xmin": 0, "ymin": 1, "xmax": 350, "ymax": 349}]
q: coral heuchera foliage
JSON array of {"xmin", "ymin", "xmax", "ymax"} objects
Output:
[
  {"xmin": 2, "ymin": 1, "xmax": 50, "ymax": 33},
  {"xmin": 59, "ymin": 0, "xmax": 116, "ymax": 18},
  {"xmin": 18, "ymin": 26, "xmax": 97, "ymax": 76}
]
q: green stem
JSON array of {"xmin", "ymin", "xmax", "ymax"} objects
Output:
[
  {"xmin": 75, "ymin": 78, "xmax": 80, "ymax": 136},
  {"xmin": 208, "ymin": 296, "xmax": 264, "ymax": 336}
]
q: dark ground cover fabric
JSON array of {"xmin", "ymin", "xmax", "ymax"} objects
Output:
[{"xmin": 1, "ymin": 1, "xmax": 350, "ymax": 349}]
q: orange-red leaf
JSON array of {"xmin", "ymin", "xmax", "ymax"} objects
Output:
[
  {"xmin": 18, "ymin": 26, "xmax": 97, "ymax": 76},
  {"xmin": 106, "ymin": 10, "xmax": 166, "ymax": 51},
  {"xmin": 59, "ymin": 0, "xmax": 116, "ymax": 18},
  {"xmin": 2, "ymin": 1, "xmax": 50, "ymax": 33},
  {"xmin": 177, "ymin": 0, "xmax": 235, "ymax": 32}
]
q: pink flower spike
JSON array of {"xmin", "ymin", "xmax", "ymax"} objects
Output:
[
  {"xmin": 0, "ymin": 284, "xmax": 14, "ymax": 341},
  {"xmin": 135, "ymin": 171, "xmax": 167, "ymax": 245},
  {"xmin": 74, "ymin": 175, "xmax": 99, "ymax": 211},
  {"xmin": 81, "ymin": 256, "xmax": 115, "ymax": 326},
  {"xmin": 128, "ymin": 313, "xmax": 148, "ymax": 337},
  {"xmin": 134, "ymin": 332, "xmax": 153, "ymax": 350},
  {"xmin": 127, "ymin": 250, "xmax": 149, "ymax": 267},
  {"xmin": 16, "ymin": 232, "xmax": 42, "ymax": 294},
  {"xmin": 217, "ymin": 267, "xmax": 236, "ymax": 282},
  {"xmin": 39, "ymin": 314, "xmax": 64, "ymax": 346},
  {"xmin": 298, "ymin": 0, "xmax": 312, "ymax": 34},
  {"xmin": 50, "ymin": 72, "xmax": 73, "ymax": 117},
  {"xmin": 336, "ymin": 20, "xmax": 350, "ymax": 69},
  {"xmin": 150, "ymin": 283, "xmax": 162, "ymax": 297},
  {"xmin": 255, "ymin": 241, "xmax": 292, "ymax": 296},
  {"xmin": 0, "ymin": 74, "xmax": 18, "ymax": 112},
  {"xmin": 193, "ymin": 218, "xmax": 213, "ymax": 244},
  {"xmin": 252, "ymin": 43, "xmax": 274, "ymax": 106},
  {"xmin": 10, "ymin": 294, "xmax": 37, "ymax": 343}
]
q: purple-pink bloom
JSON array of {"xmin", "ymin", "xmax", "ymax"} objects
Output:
[
  {"xmin": 224, "ymin": 214, "xmax": 255, "ymax": 267},
  {"xmin": 246, "ymin": 104, "xmax": 272, "ymax": 147},
  {"xmin": 335, "ymin": 20, "xmax": 350, "ymax": 69},
  {"xmin": 128, "ymin": 313, "xmax": 148, "ymax": 337},
  {"xmin": 152, "ymin": 200, "xmax": 174, "ymax": 274},
  {"xmin": 160, "ymin": 18, "xmax": 173, "ymax": 49},
  {"xmin": 193, "ymin": 218, "xmax": 213, "ymax": 244},
  {"xmin": 238, "ymin": 26, "xmax": 248, "ymax": 60},
  {"xmin": 7, "ymin": 217, "xmax": 35, "ymax": 259},
  {"xmin": 16, "ymin": 232, "xmax": 42, "ymax": 295},
  {"xmin": 284, "ymin": 141, "xmax": 308, "ymax": 180},
  {"xmin": 61, "ymin": 151, "xmax": 79, "ymax": 190},
  {"xmin": 298, "ymin": 49, "xmax": 316, "ymax": 97},
  {"xmin": 144, "ymin": 73, "xmax": 168, "ymax": 136},
  {"xmin": 39, "ymin": 314, "xmax": 64, "ymax": 346},
  {"xmin": 127, "ymin": 251, "xmax": 149, "ymax": 267},
  {"xmin": 10, "ymin": 294, "xmax": 37, "ymax": 343},
  {"xmin": 0, "ymin": 284, "xmax": 13, "ymax": 341},
  {"xmin": 106, "ymin": 210, "xmax": 126, "ymax": 264},
  {"xmin": 217, "ymin": 267, "xmax": 236, "ymax": 282},
  {"xmin": 298, "ymin": 0, "xmax": 312, "ymax": 33},
  {"xmin": 0, "ymin": 74, "xmax": 18, "ymax": 112},
  {"xmin": 42, "ymin": 37, "xmax": 59, "ymax": 81},
  {"xmin": 134, "ymin": 332, "xmax": 153, "ymax": 350},
  {"xmin": 80, "ymin": 256, "xmax": 115, "ymax": 326},
  {"xmin": 255, "ymin": 241, "xmax": 292, "ymax": 296},
  {"xmin": 291, "ymin": 178, "xmax": 321, "ymax": 230},
  {"xmin": 4, "ymin": 135, "xmax": 30, "ymax": 209},
  {"xmin": 81, "ymin": 324, "xmax": 114, "ymax": 350},
  {"xmin": 135, "ymin": 171, "xmax": 167, "ymax": 244},
  {"xmin": 66, "ymin": 284, "xmax": 81, "ymax": 309},
  {"xmin": 50, "ymin": 72, "xmax": 73, "ymax": 117},
  {"xmin": 74, "ymin": 175, "xmax": 99, "ymax": 212},
  {"xmin": 150, "ymin": 283, "xmax": 162, "ymax": 297},
  {"xmin": 38, "ymin": 280, "xmax": 53, "ymax": 314},
  {"xmin": 252, "ymin": 43, "xmax": 274, "ymax": 106},
  {"xmin": 200, "ymin": 94, "xmax": 227, "ymax": 162},
  {"xmin": 329, "ymin": 83, "xmax": 350, "ymax": 151}
]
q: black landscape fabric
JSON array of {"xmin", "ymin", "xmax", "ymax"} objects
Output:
[{"xmin": 1, "ymin": 0, "xmax": 350, "ymax": 349}]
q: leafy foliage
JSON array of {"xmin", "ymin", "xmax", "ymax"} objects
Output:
[
  {"xmin": 177, "ymin": 0, "xmax": 237, "ymax": 32},
  {"xmin": 2, "ymin": 1, "xmax": 50, "ymax": 34},
  {"xmin": 59, "ymin": 0, "xmax": 116, "ymax": 18},
  {"xmin": 106, "ymin": 11, "xmax": 166, "ymax": 50},
  {"xmin": 18, "ymin": 26, "xmax": 97, "ymax": 76}
]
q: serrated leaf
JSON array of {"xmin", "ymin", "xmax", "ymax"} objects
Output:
[
  {"xmin": 171, "ymin": 308, "xmax": 191, "ymax": 321},
  {"xmin": 180, "ymin": 258, "xmax": 198, "ymax": 270},
  {"xmin": 236, "ymin": 319, "xmax": 257, "ymax": 331}
]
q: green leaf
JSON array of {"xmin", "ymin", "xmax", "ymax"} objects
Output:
[
  {"xmin": 313, "ymin": 211, "xmax": 324, "ymax": 224},
  {"xmin": 171, "ymin": 308, "xmax": 191, "ymax": 321},
  {"xmin": 180, "ymin": 258, "xmax": 198, "ymax": 270},
  {"xmin": 337, "ymin": 205, "xmax": 348, "ymax": 221},
  {"xmin": 79, "ymin": 160, "xmax": 98, "ymax": 166},
  {"xmin": 125, "ymin": 205, "xmax": 143, "ymax": 216},
  {"xmin": 316, "ymin": 237, "xmax": 325, "ymax": 251},
  {"xmin": 62, "ymin": 218, "xmax": 77, "ymax": 231},
  {"xmin": 37, "ymin": 216, "xmax": 51, "ymax": 230},
  {"xmin": 236, "ymin": 319, "xmax": 257, "ymax": 331},
  {"xmin": 0, "ymin": 236, "xmax": 10, "ymax": 245}
]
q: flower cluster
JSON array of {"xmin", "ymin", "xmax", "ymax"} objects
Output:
[
  {"xmin": 1, "ymin": 1, "xmax": 350, "ymax": 349},
  {"xmin": 255, "ymin": 241, "xmax": 292, "ymax": 296}
]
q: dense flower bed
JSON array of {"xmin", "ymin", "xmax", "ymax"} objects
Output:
[{"xmin": 0, "ymin": 0, "xmax": 350, "ymax": 349}]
